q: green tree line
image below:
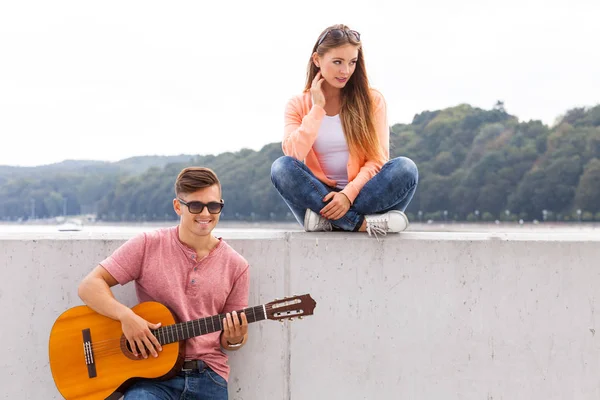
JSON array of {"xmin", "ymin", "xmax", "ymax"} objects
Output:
[{"xmin": 1, "ymin": 103, "xmax": 599, "ymax": 222}]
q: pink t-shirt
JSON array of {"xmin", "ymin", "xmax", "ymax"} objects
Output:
[{"xmin": 100, "ymin": 226, "xmax": 249, "ymax": 381}]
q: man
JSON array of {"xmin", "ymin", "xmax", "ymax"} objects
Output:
[{"xmin": 78, "ymin": 167, "xmax": 249, "ymax": 399}]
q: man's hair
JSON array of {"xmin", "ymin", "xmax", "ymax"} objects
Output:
[{"xmin": 174, "ymin": 167, "xmax": 221, "ymax": 196}]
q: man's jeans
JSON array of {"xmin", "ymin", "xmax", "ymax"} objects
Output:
[
  {"xmin": 270, "ymin": 155, "xmax": 418, "ymax": 231},
  {"xmin": 124, "ymin": 364, "xmax": 228, "ymax": 400}
]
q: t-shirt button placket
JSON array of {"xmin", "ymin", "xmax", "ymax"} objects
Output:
[{"xmin": 190, "ymin": 255, "xmax": 198, "ymax": 286}]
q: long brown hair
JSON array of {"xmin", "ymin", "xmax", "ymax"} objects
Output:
[{"xmin": 305, "ymin": 24, "xmax": 383, "ymax": 162}]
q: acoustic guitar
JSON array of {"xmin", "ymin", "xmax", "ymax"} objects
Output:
[{"xmin": 48, "ymin": 294, "xmax": 316, "ymax": 399}]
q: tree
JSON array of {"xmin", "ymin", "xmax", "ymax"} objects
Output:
[
  {"xmin": 2, "ymin": 102, "xmax": 599, "ymax": 222},
  {"xmin": 494, "ymin": 100, "xmax": 505, "ymax": 112},
  {"xmin": 574, "ymin": 158, "xmax": 600, "ymax": 213}
]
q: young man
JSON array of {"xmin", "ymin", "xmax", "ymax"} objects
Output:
[{"xmin": 78, "ymin": 167, "xmax": 249, "ymax": 399}]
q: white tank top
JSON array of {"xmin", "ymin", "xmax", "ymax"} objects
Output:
[{"xmin": 312, "ymin": 115, "xmax": 349, "ymax": 189}]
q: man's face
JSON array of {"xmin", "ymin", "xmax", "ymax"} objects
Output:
[{"xmin": 174, "ymin": 184, "xmax": 222, "ymax": 237}]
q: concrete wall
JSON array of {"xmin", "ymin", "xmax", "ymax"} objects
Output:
[{"xmin": 1, "ymin": 231, "xmax": 599, "ymax": 399}]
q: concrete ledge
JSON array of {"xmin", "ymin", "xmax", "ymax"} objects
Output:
[{"xmin": 2, "ymin": 231, "xmax": 599, "ymax": 399}]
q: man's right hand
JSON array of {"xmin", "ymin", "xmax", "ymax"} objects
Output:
[
  {"xmin": 119, "ymin": 308, "xmax": 162, "ymax": 358},
  {"xmin": 78, "ymin": 265, "xmax": 163, "ymax": 358}
]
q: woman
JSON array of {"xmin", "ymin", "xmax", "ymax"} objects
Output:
[{"xmin": 271, "ymin": 24, "xmax": 418, "ymax": 237}]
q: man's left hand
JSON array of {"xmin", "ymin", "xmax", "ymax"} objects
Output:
[{"xmin": 223, "ymin": 311, "xmax": 247, "ymax": 346}]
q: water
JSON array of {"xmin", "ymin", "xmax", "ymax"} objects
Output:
[{"xmin": 0, "ymin": 221, "xmax": 302, "ymax": 234}]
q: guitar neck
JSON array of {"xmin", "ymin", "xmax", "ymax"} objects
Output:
[{"xmin": 153, "ymin": 304, "xmax": 266, "ymax": 345}]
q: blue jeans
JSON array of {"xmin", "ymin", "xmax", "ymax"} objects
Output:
[
  {"xmin": 123, "ymin": 363, "xmax": 227, "ymax": 400},
  {"xmin": 270, "ymin": 156, "xmax": 418, "ymax": 231}
]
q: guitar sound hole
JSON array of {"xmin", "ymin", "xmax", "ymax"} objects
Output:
[
  {"xmin": 125, "ymin": 341, "xmax": 151, "ymax": 355},
  {"xmin": 120, "ymin": 336, "xmax": 151, "ymax": 360}
]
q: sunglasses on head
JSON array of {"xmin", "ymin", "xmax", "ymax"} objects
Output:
[
  {"xmin": 178, "ymin": 198, "xmax": 224, "ymax": 214},
  {"xmin": 317, "ymin": 29, "xmax": 361, "ymax": 47}
]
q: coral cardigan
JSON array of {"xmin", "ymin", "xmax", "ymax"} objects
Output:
[{"xmin": 282, "ymin": 89, "xmax": 389, "ymax": 203}]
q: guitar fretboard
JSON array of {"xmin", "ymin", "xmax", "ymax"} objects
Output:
[{"xmin": 152, "ymin": 305, "xmax": 266, "ymax": 345}]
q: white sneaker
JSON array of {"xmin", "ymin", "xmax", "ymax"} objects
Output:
[
  {"xmin": 365, "ymin": 211, "xmax": 409, "ymax": 239},
  {"xmin": 303, "ymin": 209, "xmax": 333, "ymax": 232}
]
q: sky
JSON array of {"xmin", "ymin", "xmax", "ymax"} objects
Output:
[{"xmin": 0, "ymin": 0, "xmax": 599, "ymax": 167}]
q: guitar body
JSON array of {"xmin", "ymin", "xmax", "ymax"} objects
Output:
[{"xmin": 49, "ymin": 302, "xmax": 183, "ymax": 400}]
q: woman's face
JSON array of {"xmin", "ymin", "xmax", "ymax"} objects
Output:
[{"xmin": 314, "ymin": 44, "xmax": 359, "ymax": 89}]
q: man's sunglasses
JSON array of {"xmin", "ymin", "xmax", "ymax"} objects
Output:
[
  {"xmin": 317, "ymin": 29, "xmax": 361, "ymax": 47},
  {"xmin": 178, "ymin": 198, "xmax": 224, "ymax": 214}
]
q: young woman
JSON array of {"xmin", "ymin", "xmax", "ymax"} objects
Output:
[{"xmin": 271, "ymin": 24, "xmax": 418, "ymax": 237}]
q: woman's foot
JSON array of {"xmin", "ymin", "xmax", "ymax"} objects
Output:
[
  {"xmin": 304, "ymin": 209, "xmax": 333, "ymax": 232},
  {"xmin": 360, "ymin": 211, "xmax": 409, "ymax": 238}
]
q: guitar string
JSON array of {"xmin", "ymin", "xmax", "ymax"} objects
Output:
[
  {"xmin": 88, "ymin": 318, "xmax": 275, "ymax": 357},
  {"xmin": 87, "ymin": 305, "xmax": 271, "ymax": 343},
  {"xmin": 85, "ymin": 299, "xmax": 308, "ymax": 355},
  {"xmin": 85, "ymin": 305, "xmax": 281, "ymax": 357},
  {"xmin": 88, "ymin": 305, "xmax": 268, "ymax": 350}
]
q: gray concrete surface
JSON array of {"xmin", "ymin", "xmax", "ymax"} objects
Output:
[{"xmin": 1, "ymin": 231, "xmax": 599, "ymax": 399}]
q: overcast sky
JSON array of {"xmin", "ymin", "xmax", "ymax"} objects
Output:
[{"xmin": 1, "ymin": 0, "xmax": 598, "ymax": 167}]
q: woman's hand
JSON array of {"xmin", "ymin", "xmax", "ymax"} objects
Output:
[
  {"xmin": 311, "ymin": 72, "xmax": 326, "ymax": 108},
  {"xmin": 320, "ymin": 192, "xmax": 351, "ymax": 221}
]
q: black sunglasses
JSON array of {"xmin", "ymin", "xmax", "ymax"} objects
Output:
[
  {"xmin": 317, "ymin": 29, "xmax": 361, "ymax": 47},
  {"xmin": 178, "ymin": 198, "xmax": 224, "ymax": 214}
]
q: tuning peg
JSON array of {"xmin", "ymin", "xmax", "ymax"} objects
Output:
[
  {"xmin": 288, "ymin": 318, "xmax": 294, "ymax": 321},
  {"xmin": 279, "ymin": 319, "xmax": 284, "ymax": 324},
  {"xmin": 298, "ymin": 316, "xmax": 303, "ymax": 320}
]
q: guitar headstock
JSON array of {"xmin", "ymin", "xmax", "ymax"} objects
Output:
[{"xmin": 265, "ymin": 294, "xmax": 316, "ymax": 321}]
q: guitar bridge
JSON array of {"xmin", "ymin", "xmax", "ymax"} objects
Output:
[{"xmin": 82, "ymin": 328, "xmax": 97, "ymax": 378}]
